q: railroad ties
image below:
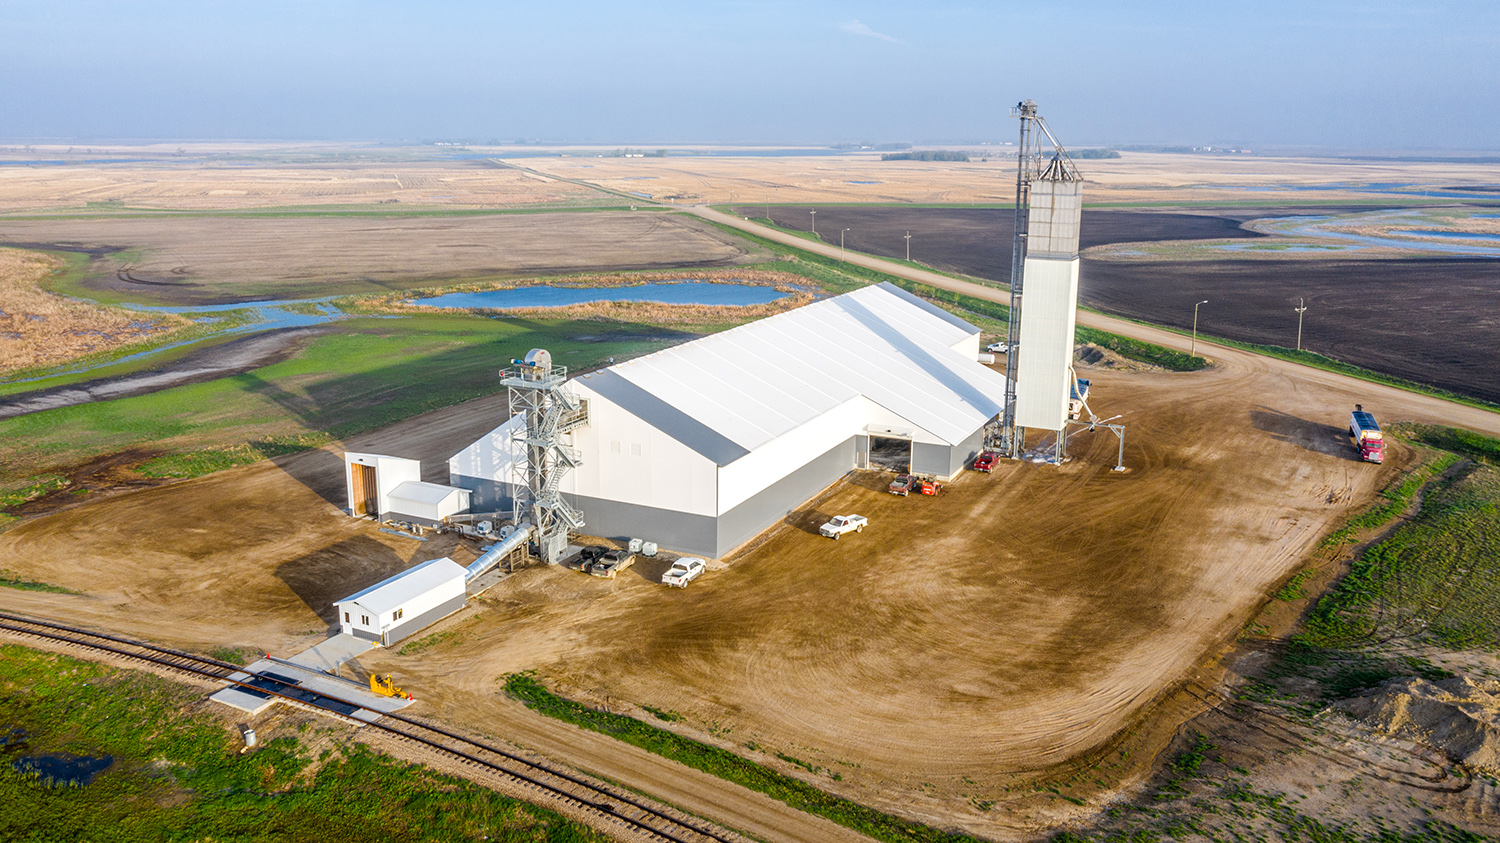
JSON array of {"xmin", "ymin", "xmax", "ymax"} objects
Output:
[{"xmin": 0, "ymin": 610, "xmax": 740, "ymax": 843}]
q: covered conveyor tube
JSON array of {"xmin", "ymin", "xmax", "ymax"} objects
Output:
[{"xmin": 464, "ymin": 523, "xmax": 532, "ymax": 583}]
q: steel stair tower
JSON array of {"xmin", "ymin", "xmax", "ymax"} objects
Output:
[{"xmin": 500, "ymin": 348, "xmax": 589, "ymax": 565}]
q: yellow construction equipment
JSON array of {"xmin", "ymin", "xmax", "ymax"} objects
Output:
[{"xmin": 369, "ymin": 673, "xmax": 412, "ymax": 700}]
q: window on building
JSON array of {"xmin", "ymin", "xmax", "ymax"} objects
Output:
[
  {"xmin": 394, "ymin": 608, "xmax": 404, "ymax": 621},
  {"xmin": 610, "ymin": 440, "xmax": 621, "ymax": 454},
  {"xmin": 361, "ymin": 615, "xmax": 370, "ymax": 626},
  {"xmin": 344, "ymin": 612, "xmax": 349, "ymax": 623},
  {"xmin": 631, "ymin": 443, "xmax": 643, "ymax": 457}
]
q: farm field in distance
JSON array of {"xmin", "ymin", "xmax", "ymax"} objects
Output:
[
  {"xmin": 0, "ymin": 212, "xmax": 763, "ymax": 305},
  {"xmin": 762, "ymin": 205, "xmax": 1500, "ymax": 405}
]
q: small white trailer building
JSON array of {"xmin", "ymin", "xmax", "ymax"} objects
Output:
[
  {"xmin": 385, "ymin": 481, "xmax": 471, "ymax": 528},
  {"xmin": 334, "ymin": 557, "xmax": 467, "ymax": 646}
]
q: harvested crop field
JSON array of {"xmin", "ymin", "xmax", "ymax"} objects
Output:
[
  {"xmin": 0, "ymin": 212, "xmax": 765, "ymax": 305},
  {"xmin": 0, "ymin": 159, "xmax": 608, "ymax": 213},
  {"xmin": 6, "ymin": 331, "xmax": 1485, "ymax": 837},
  {"xmin": 765, "ymin": 205, "xmax": 1500, "ymax": 404},
  {"xmin": 517, "ymin": 151, "xmax": 1500, "ymax": 205}
]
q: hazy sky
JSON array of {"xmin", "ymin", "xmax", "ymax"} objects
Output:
[{"xmin": 4, "ymin": 1, "xmax": 1497, "ymax": 148}]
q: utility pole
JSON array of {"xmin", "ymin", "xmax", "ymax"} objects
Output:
[
  {"xmin": 809, "ymin": 209, "xmax": 816, "ymax": 235},
  {"xmin": 1192, "ymin": 300, "xmax": 1209, "ymax": 356},
  {"xmin": 1294, "ymin": 297, "xmax": 1307, "ymax": 351},
  {"xmin": 904, "ymin": 231, "xmax": 911, "ymax": 261},
  {"xmin": 840, "ymin": 228, "xmax": 850, "ymax": 262}
]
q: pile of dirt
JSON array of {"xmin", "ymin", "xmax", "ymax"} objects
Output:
[
  {"xmin": 1074, "ymin": 343, "xmax": 1158, "ymax": 372},
  {"xmin": 1337, "ymin": 675, "xmax": 1500, "ymax": 773}
]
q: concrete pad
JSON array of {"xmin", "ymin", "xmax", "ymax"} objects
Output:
[
  {"xmin": 466, "ymin": 564, "xmax": 513, "ymax": 597},
  {"xmin": 287, "ymin": 633, "xmax": 375, "ymax": 673},
  {"xmin": 209, "ymin": 671, "xmax": 276, "ymax": 714},
  {"xmin": 208, "ymin": 658, "xmax": 414, "ymax": 717}
]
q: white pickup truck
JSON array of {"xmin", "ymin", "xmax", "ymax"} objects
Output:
[
  {"xmin": 819, "ymin": 514, "xmax": 867, "ymax": 539},
  {"xmin": 662, "ymin": 557, "xmax": 707, "ymax": 587}
]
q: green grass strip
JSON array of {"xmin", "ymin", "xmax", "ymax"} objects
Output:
[
  {"xmin": 503, "ymin": 673, "xmax": 984, "ymax": 843},
  {"xmin": 1319, "ymin": 447, "xmax": 1461, "ymax": 549},
  {"xmin": 0, "ymin": 569, "xmax": 76, "ymax": 594}
]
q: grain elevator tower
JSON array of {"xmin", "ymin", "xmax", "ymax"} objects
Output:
[{"xmin": 999, "ymin": 100, "xmax": 1084, "ymax": 460}]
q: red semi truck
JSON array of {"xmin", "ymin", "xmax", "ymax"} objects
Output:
[{"xmin": 1349, "ymin": 405, "xmax": 1385, "ymax": 463}]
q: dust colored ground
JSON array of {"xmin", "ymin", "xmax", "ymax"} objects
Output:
[
  {"xmin": 8, "ymin": 326, "xmax": 1500, "ymax": 838},
  {"xmin": 0, "ymin": 247, "xmax": 184, "ymax": 373},
  {"xmin": 0, "ymin": 212, "xmax": 765, "ymax": 305}
]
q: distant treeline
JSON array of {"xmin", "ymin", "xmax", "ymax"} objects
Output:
[
  {"xmin": 881, "ymin": 151, "xmax": 970, "ymax": 162},
  {"xmin": 834, "ymin": 142, "xmax": 913, "ymax": 151},
  {"xmin": 1073, "ymin": 148, "xmax": 1122, "ymax": 159},
  {"xmin": 605, "ymin": 148, "xmax": 668, "ymax": 158}
]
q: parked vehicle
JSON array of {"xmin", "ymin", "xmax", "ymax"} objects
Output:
[
  {"xmin": 1349, "ymin": 404, "xmax": 1385, "ymax": 463},
  {"xmin": 1068, "ymin": 378, "xmax": 1091, "ymax": 421},
  {"xmin": 888, "ymin": 474, "xmax": 917, "ymax": 496},
  {"xmin": 819, "ymin": 514, "xmax": 868, "ymax": 539},
  {"xmin": 662, "ymin": 557, "xmax": 707, "ymax": 587},
  {"xmin": 972, "ymin": 451, "xmax": 998, "ymax": 472},
  {"xmin": 917, "ymin": 478, "xmax": 941, "ymax": 496},
  {"xmin": 986, "ymin": 341, "xmax": 1010, "ymax": 353},
  {"xmin": 591, "ymin": 548, "xmax": 636, "ymax": 578}
]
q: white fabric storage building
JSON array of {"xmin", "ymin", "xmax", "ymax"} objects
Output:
[
  {"xmin": 449, "ymin": 282, "xmax": 1009, "ymax": 558},
  {"xmin": 334, "ymin": 557, "xmax": 467, "ymax": 646}
]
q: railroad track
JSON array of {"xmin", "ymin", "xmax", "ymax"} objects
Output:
[{"xmin": 0, "ymin": 611, "xmax": 739, "ymax": 843}]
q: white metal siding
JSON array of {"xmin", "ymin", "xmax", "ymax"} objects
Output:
[
  {"xmin": 568, "ymin": 386, "xmax": 717, "ymax": 517},
  {"xmin": 1027, "ymin": 180, "xmax": 1083, "ymax": 258},
  {"xmin": 1015, "ymin": 257, "xmax": 1080, "ymax": 431}
]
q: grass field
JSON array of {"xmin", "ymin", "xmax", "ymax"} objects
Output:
[
  {"xmin": 0, "ymin": 645, "xmax": 605, "ymax": 843},
  {"xmin": 0, "ymin": 314, "xmax": 670, "ymax": 490}
]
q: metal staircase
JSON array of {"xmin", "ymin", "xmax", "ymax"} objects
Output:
[{"xmin": 500, "ymin": 349, "xmax": 590, "ymax": 564}]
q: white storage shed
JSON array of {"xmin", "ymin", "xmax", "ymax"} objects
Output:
[
  {"xmin": 449, "ymin": 282, "xmax": 1009, "ymax": 558},
  {"xmin": 334, "ymin": 557, "xmax": 467, "ymax": 646},
  {"xmin": 385, "ymin": 481, "xmax": 471, "ymax": 528}
]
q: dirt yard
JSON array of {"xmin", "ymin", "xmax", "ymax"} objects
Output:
[
  {"xmin": 5, "ymin": 326, "xmax": 1492, "ymax": 838},
  {"xmin": 0, "ymin": 212, "xmax": 765, "ymax": 305}
]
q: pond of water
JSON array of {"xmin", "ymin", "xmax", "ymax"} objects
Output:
[
  {"xmin": 1257, "ymin": 214, "xmax": 1500, "ymax": 257},
  {"xmin": 414, "ymin": 282, "xmax": 788, "ymax": 310},
  {"xmin": 12, "ymin": 752, "xmax": 114, "ymax": 786}
]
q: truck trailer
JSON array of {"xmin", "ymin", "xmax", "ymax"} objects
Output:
[{"xmin": 1349, "ymin": 405, "xmax": 1385, "ymax": 463}]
